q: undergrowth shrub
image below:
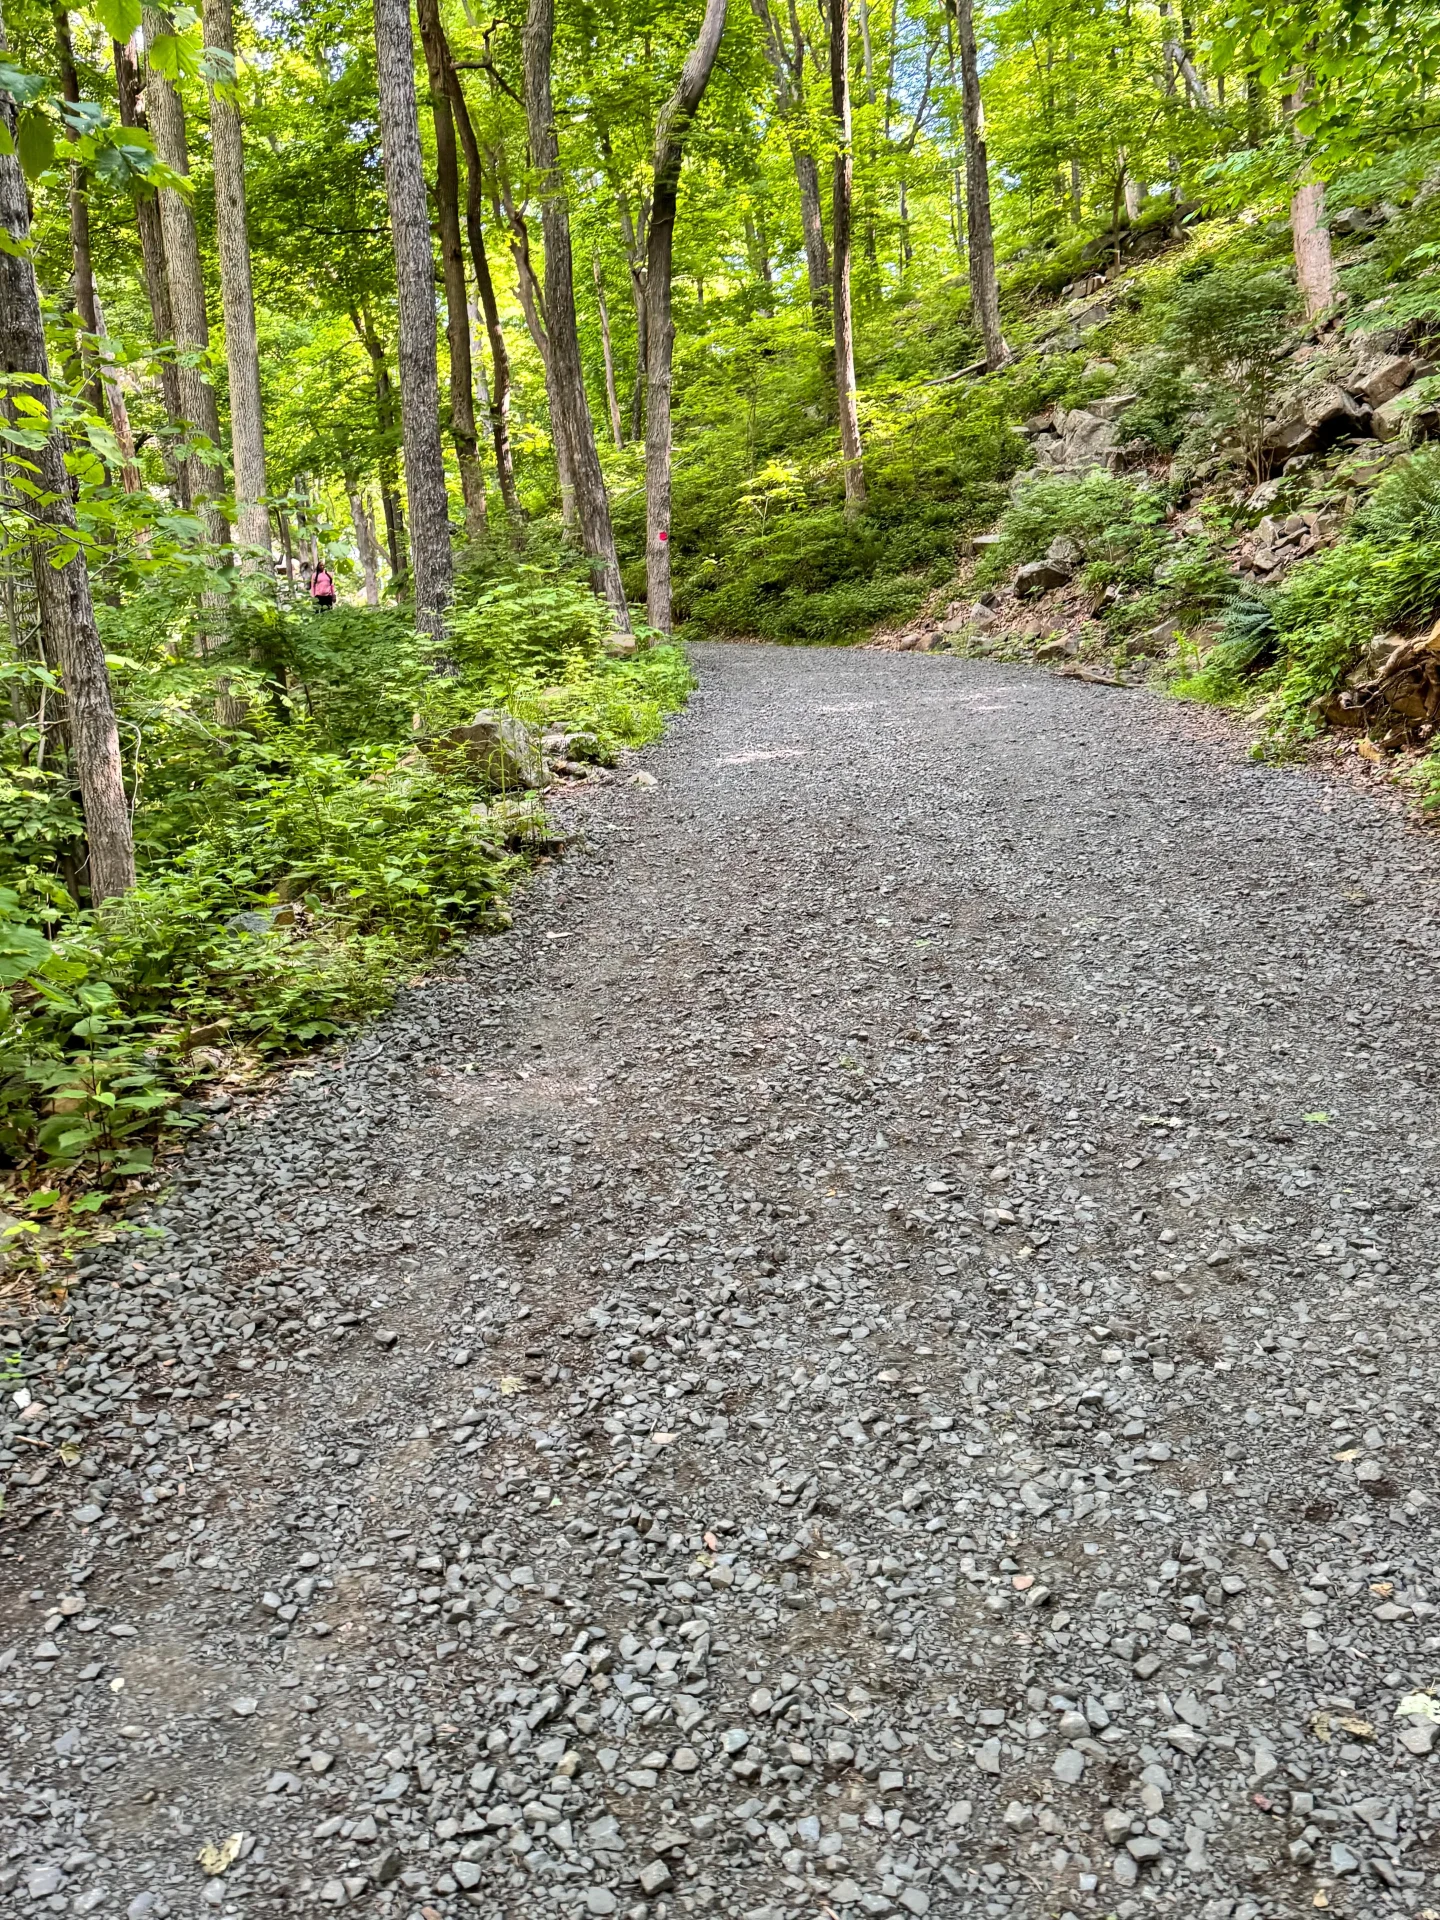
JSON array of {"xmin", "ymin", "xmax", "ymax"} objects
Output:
[{"xmin": 975, "ymin": 473, "xmax": 1170, "ymax": 585}]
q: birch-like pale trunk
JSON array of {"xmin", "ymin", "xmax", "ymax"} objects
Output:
[
  {"xmin": 349, "ymin": 486, "xmax": 382, "ymax": 605},
  {"xmin": 644, "ymin": 0, "xmax": 728, "ymax": 631},
  {"xmin": 0, "ymin": 58, "xmax": 134, "ymax": 902},
  {"xmin": 203, "ymin": 0, "xmax": 271, "ymax": 564},
  {"xmin": 373, "ymin": 0, "xmax": 454, "ymax": 645},
  {"xmin": 594, "ymin": 255, "xmax": 625, "ymax": 448}
]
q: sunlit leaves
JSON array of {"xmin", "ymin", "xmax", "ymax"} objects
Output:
[{"xmin": 90, "ymin": 0, "xmax": 145, "ymax": 44}]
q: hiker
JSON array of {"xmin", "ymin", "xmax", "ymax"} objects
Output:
[{"xmin": 311, "ymin": 562, "xmax": 336, "ymax": 609}]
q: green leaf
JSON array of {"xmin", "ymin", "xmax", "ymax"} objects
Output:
[
  {"xmin": 70, "ymin": 1191, "xmax": 106, "ymax": 1213},
  {"xmin": 92, "ymin": 0, "xmax": 144, "ymax": 42},
  {"xmin": 146, "ymin": 27, "xmax": 203, "ymax": 82},
  {"xmin": 0, "ymin": 60, "xmax": 50, "ymax": 106},
  {"xmin": 16, "ymin": 108, "xmax": 55, "ymax": 181}
]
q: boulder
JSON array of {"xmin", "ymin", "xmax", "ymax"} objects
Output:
[
  {"xmin": 1372, "ymin": 389, "xmax": 1440, "ymax": 443},
  {"xmin": 1015, "ymin": 558, "xmax": 1073, "ymax": 599},
  {"xmin": 1087, "ymin": 392, "xmax": 1139, "ymax": 422},
  {"xmin": 440, "ymin": 710, "xmax": 545, "ymax": 792},
  {"xmin": 1263, "ymin": 383, "xmax": 1368, "ymax": 461},
  {"xmin": 1348, "ymin": 351, "xmax": 1416, "ymax": 410},
  {"xmin": 1046, "ymin": 536, "xmax": 1081, "ymax": 569},
  {"xmin": 604, "ymin": 633, "xmax": 639, "ymax": 659}
]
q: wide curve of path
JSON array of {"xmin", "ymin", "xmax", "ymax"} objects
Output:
[{"xmin": 3, "ymin": 643, "xmax": 1440, "ymax": 1920}]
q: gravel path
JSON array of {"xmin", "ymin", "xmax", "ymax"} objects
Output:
[{"xmin": 4, "ymin": 642, "xmax": 1440, "ymax": 1920}]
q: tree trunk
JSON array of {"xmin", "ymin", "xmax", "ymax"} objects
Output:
[
  {"xmin": 0, "ymin": 73, "xmax": 134, "ymax": 903},
  {"xmin": 644, "ymin": 0, "xmax": 727, "ymax": 633},
  {"xmin": 415, "ymin": 0, "xmax": 487, "ymax": 542},
  {"xmin": 951, "ymin": 0, "xmax": 1008, "ymax": 369},
  {"xmin": 142, "ymin": 7, "xmax": 230, "ymax": 543},
  {"xmin": 442, "ymin": 47, "xmax": 522, "ymax": 523},
  {"xmin": 1288, "ymin": 78, "xmax": 1334, "ymax": 321},
  {"xmin": 1290, "ymin": 179, "xmax": 1334, "ymax": 321},
  {"xmin": 348, "ymin": 485, "xmax": 382, "ymax": 604},
  {"xmin": 203, "ymin": 0, "xmax": 271, "ymax": 564},
  {"xmin": 751, "ymin": 0, "xmax": 830, "ymax": 329},
  {"xmin": 52, "ymin": 4, "xmax": 104, "ymax": 416},
  {"xmin": 355, "ymin": 311, "xmax": 407, "ymax": 583},
  {"xmin": 828, "ymin": 0, "xmax": 866, "ymax": 515},
  {"xmin": 93, "ymin": 296, "xmax": 141, "ymax": 492},
  {"xmin": 795, "ymin": 147, "xmax": 832, "ymax": 328},
  {"xmin": 373, "ymin": 0, "xmax": 454, "ymax": 646},
  {"xmin": 113, "ymin": 30, "xmax": 187, "ymax": 501},
  {"xmin": 523, "ymin": 0, "xmax": 629, "ymax": 625},
  {"xmin": 489, "ymin": 161, "xmax": 578, "ymax": 526},
  {"xmin": 594, "ymin": 254, "xmax": 625, "ymax": 447}
]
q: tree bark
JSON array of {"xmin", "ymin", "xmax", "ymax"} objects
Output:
[
  {"xmin": 373, "ymin": 0, "xmax": 454, "ymax": 645},
  {"xmin": 594, "ymin": 254, "xmax": 625, "ymax": 448},
  {"xmin": 644, "ymin": 0, "xmax": 728, "ymax": 633},
  {"xmin": 442, "ymin": 47, "xmax": 522, "ymax": 523},
  {"xmin": 142, "ymin": 7, "xmax": 230, "ymax": 541},
  {"xmin": 348, "ymin": 484, "xmax": 382, "ymax": 604},
  {"xmin": 202, "ymin": 0, "xmax": 270, "ymax": 564},
  {"xmin": 113, "ymin": 30, "xmax": 187, "ymax": 501},
  {"xmin": 354, "ymin": 311, "xmax": 407, "ymax": 584},
  {"xmin": 1290, "ymin": 179, "xmax": 1334, "ymax": 321},
  {"xmin": 415, "ymin": 0, "xmax": 487, "ymax": 542},
  {"xmin": 52, "ymin": 4, "xmax": 103, "ymax": 416},
  {"xmin": 489, "ymin": 158, "xmax": 578, "ymax": 524},
  {"xmin": 828, "ymin": 0, "xmax": 865, "ymax": 515},
  {"xmin": 523, "ymin": 0, "xmax": 629, "ymax": 625},
  {"xmin": 951, "ymin": 0, "xmax": 1008, "ymax": 370},
  {"xmin": 0, "ymin": 66, "xmax": 134, "ymax": 903},
  {"xmin": 1288, "ymin": 78, "xmax": 1334, "ymax": 321},
  {"xmin": 751, "ymin": 0, "xmax": 830, "ymax": 328},
  {"xmin": 93, "ymin": 296, "xmax": 141, "ymax": 492}
]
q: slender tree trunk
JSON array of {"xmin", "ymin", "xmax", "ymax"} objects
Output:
[
  {"xmin": 523, "ymin": 0, "xmax": 629, "ymax": 625},
  {"xmin": 828, "ymin": 0, "xmax": 866, "ymax": 515},
  {"xmin": 52, "ymin": 4, "xmax": 103, "ymax": 415},
  {"xmin": 355, "ymin": 311, "xmax": 407, "ymax": 582},
  {"xmin": 142, "ymin": 7, "xmax": 230, "ymax": 543},
  {"xmin": 442, "ymin": 47, "xmax": 522, "ymax": 523},
  {"xmin": 415, "ymin": 0, "xmax": 487, "ymax": 541},
  {"xmin": 203, "ymin": 0, "xmax": 271, "ymax": 564},
  {"xmin": 1288, "ymin": 78, "xmax": 1334, "ymax": 321},
  {"xmin": 795, "ymin": 148, "xmax": 833, "ymax": 327},
  {"xmin": 594, "ymin": 254, "xmax": 625, "ymax": 448},
  {"xmin": 93, "ymin": 296, "xmax": 141, "ymax": 492},
  {"xmin": 0, "ymin": 66, "xmax": 134, "ymax": 903},
  {"xmin": 373, "ymin": 0, "xmax": 454, "ymax": 646},
  {"xmin": 750, "ymin": 0, "xmax": 830, "ymax": 326},
  {"xmin": 113, "ymin": 30, "xmax": 187, "ymax": 501},
  {"xmin": 944, "ymin": 8, "xmax": 966, "ymax": 265},
  {"xmin": 951, "ymin": 0, "xmax": 1008, "ymax": 369},
  {"xmin": 348, "ymin": 484, "xmax": 381, "ymax": 604},
  {"xmin": 745, "ymin": 211, "xmax": 774, "ymax": 309},
  {"xmin": 489, "ymin": 162, "xmax": 578, "ymax": 526},
  {"xmin": 644, "ymin": 0, "xmax": 727, "ymax": 633}
]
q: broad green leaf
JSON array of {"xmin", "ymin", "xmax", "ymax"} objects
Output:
[
  {"xmin": 16, "ymin": 108, "xmax": 55, "ymax": 180},
  {"xmin": 91, "ymin": 0, "xmax": 144, "ymax": 42}
]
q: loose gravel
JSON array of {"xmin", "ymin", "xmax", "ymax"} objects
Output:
[{"xmin": 3, "ymin": 641, "xmax": 1440, "ymax": 1920}]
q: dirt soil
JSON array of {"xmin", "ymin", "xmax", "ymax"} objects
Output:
[{"xmin": 3, "ymin": 642, "xmax": 1440, "ymax": 1920}]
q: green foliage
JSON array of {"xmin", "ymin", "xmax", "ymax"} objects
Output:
[{"xmin": 976, "ymin": 472, "xmax": 1170, "ymax": 585}]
